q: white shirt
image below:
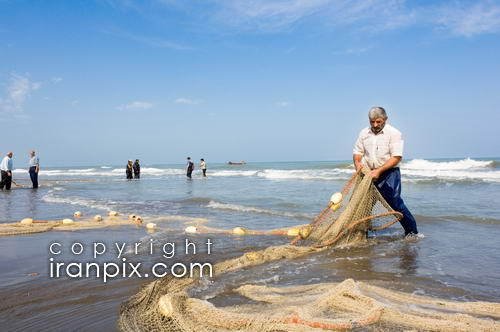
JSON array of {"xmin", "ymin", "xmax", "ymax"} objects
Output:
[
  {"xmin": 0, "ymin": 156, "xmax": 13, "ymax": 171},
  {"xmin": 29, "ymin": 156, "xmax": 39, "ymax": 167},
  {"xmin": 353, "ymin": 123, "xmax": 404, "ymax": 170}
]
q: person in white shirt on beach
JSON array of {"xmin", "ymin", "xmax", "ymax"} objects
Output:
[
  {"xmin": 28, "ymin": 150, "xmax": 40, "ymax": 188},
  {"xmin": 0, "ymin": 151, "xmax": 14, "ymax": 190},
  {"xmin": 353, "ymin": 107, "xmax": 418, "ymax": 237},
  {"xmin": 200, "ymin": 158, "xmax": 207, "ymax": 177}
]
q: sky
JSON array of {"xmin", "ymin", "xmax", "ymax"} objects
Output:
[{"xmin": 0, "ymin": 0, "xmax": 499, "ymax": 166}]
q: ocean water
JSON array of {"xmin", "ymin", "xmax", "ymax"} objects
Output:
[{"xmin": 1, "ymin": 158, "xmax": 500, "ymax": 329}]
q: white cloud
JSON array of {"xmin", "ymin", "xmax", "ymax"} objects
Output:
[
  {"xmin": 51, "ymin": 77, "xmax": 63, "ymax": 83},
  {"xmin": 275, "ymin": 101, "xmax": 291, "ymax": 107},
  {"xmin": 322, "ymin": 0, "xmax": 416, "ymax": 32},
  {"xmin": 207, "ymin": 0, "xmax": 417, "ymax": 32},
  {"xmin": 174, "ymin": 97, "xmax": 201, "ymax": 105},
  {"xmin": 0, "ymin": 73, "xmax": 41, "ymax": 114},
  {"xmin": 214, "ymin": 0, "xmax": 331, "ymax": 31},
  {"xmin": 116, "ymin": 101, "xmax": 154, "ymax": 110},
  {"xmin": 435, "ymin": 2, "xmax": 500, "ymax": 37},
  {"xmin": 198, "ymin": 0, "xmax": 499, "ymax": 37},
  {"xmin": 332, "ymin": 46, "xmax": 373, "ymax": 55},
  {"xmin": 102, "ymin": 28, "xmax": 192, "ymax": 50}
]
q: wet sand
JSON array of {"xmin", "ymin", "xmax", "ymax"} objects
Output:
[{"xmin": 1, "ymin": 221, "xmax": 500, "ymax": 331}]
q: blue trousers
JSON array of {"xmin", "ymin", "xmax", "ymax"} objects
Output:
[
  {"xmin": 29, "ymin": 166, "xmax": 38, "ymax": 188},
  {"xmin": 374, "ymin": 167, "xmax": 418, "ymax": 235}
]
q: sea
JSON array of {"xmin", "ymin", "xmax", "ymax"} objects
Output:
[{"xmin": 1, "ymin": 158, "xmax": 499, "ymax": 330}]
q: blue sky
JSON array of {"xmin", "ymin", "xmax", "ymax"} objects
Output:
[{"xmin": 1, "ymin": 0, "xmax": 499, "ymax": 166}]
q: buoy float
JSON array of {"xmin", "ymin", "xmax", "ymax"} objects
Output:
[
  {"xmin": 158, "ymin": 295, "xmax": 174, "ymax": 317},
  {"xmin": 185, "ymin": 226, "xmax": 198, "ymax": 234},
  {"xmin": 299, "ymin": 225, "xmax": 312, "ymax": 239},
  {"xmin": 109, "ymin": 211, "xmax": 119, "ymax": 217},
  {"xmin": 330, "ymin": 202, "xmax": 342, "ymax": 211},
  {"xmin": 94, "ymin": 215, "xmax": 103, "ymax": 222},
  {"xmin": 20, "ymin": 218, "xmax": 34, "ymax": 225},
  {"xmin": 330, "ymin": 192, "xmax": 343, "ymax": 205},
  {"xmin": 62, "ymin": 218, "xmax": 74, "ymax": 224},
  {"xmin": 286, "ymin": 227, "xmax": 300, "ymax": 237},
  {"xmin": 146, "ymin": 223, "xmax": 157, "ymax": 229},
  {"xmin": 232, "ymin": 227, "xmax": 247, "ymax": 235},
  {"xmin": 74, "ymin": 211, "xmax": 82, "ymax": 218}
]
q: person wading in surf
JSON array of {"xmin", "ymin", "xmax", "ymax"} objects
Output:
[
  {"xmin": 353, "ymin": 106, "xmax": 418, "ymax": 238},
  {"xmin": 186, "ymin": 157, "xmax": 194, "ymax": 179},
  {"xmin": 0, "ymin": 151, "xmax": 14, "ymax": 190}
]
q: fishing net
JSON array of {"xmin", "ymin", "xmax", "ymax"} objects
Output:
[
  {"xmin": 0, "ymin": 217, "xmax": 139, "ymax": 237},
  {"xmin": 118, "ymin": 169, "xmax": 499, "ymax": 331},
  {"xmin": 0, "ymin": 222, "xmax": 57, "ymax": 236},
  {"xmin": 292, "ymin": 168, "xmax": 402, "ymax": 248},
  {"xmin": 119, "ymin": 245, "xmax": 500, "ymax": 332}
]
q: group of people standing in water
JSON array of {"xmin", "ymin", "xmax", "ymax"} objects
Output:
[
  {"xmin": 186, "ymin": 157, "xmax": 207, "ymax": 179},
  {"xmin": 0, "ymin": 150, "xmax": 39, "ymax": 190},
  {"xmin": 126, "ymin": 159, "xmax": 141, "ymax": 180},
  {"xmin": 125, "ymin": 157, "xmax": 208, "ymax": 180}
]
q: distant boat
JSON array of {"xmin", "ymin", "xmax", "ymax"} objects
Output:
[{"xmin": 227, "ymin": 161, "xmax": 246, "ymax": 165}]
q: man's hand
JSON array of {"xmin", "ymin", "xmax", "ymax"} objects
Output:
[
  {"xmin": 353, "ymin": 154, "xmax": 363, "ymax": 172},
  {"xmin": 370, "ymin": 168, "xmax": 382, "ymax": 180}
]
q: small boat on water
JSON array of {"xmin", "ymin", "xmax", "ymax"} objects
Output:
[{"xmin": 227, "ymin": 161, "xmax": 246, "ymax": 165}]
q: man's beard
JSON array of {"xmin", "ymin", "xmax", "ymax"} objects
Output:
[{"xmin": 371, "ymin": 124, "xmax": 385, "ymax": 134}]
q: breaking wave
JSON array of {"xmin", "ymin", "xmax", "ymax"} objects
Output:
[
  {"xmin": 206, "ymin": 200, "xmax": 314, "ymax": 220},
  {"xmin": 42, "ymin": 190, "xmax": 113, "ymax": 211},
  {"xmin": 401, "ymin": 159, "xmax": 500, "ymax": 183},
  {"xmin": 402, "ymin": 158, "xmax": 494, "ymax": 170},
  {"xmin": 11, "ymin": 158, "xmax": 499, "ymax": 183}
]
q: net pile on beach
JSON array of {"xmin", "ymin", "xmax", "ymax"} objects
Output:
[
  {"xmin": 120, "ymin": 270, "xmax": 500, "ymax": 331},
  {"xmin": 119, "ymin": 245, "xmax": 500, "ymax": 331},
  {"xmin": 119, "ymin": 169, "xmax": 500, "ymax": 331}
]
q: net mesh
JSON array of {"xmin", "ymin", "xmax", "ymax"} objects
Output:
[
  {"xmin": 0, "ymin": 216, "xmax": 140, "ymax": 236},
  {"xmin": 0, "ymin": 222, "xmax": 57, "ymax": 236},
  {"xmin": 292, "ymin": 168, "xmax": 402, "ymax": 248},
  {"xmin": 118, "ymin": 169, "xmax": 500, "ymax": 331},
  {"xmin": 119, "ymin": 247, "xmax": 500, "ymax": 331}
]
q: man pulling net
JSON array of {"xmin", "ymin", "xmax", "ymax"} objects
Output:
[
  {"xmin": 353, "ymin": 106, "xmax": 418, "ymax": 238},
  {"xmin": 292, "ymin": 106, "xmax": 417, "ymax": 247}
]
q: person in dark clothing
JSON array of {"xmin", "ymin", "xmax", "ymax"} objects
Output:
[
  {"xmin": 353, "ymin": 107, "xmax": 418, "ymax": 238},
  {"xmin": 126, "ymin": 160, "xmax": 133, "ymax": 180},
  {"xmin": 0, "ymin": 151, "xmax": 14, "ymax": 190},
  {"xmin": 186, "ymin": 157, "xmax": 194, "ymax": 179},
  {"xmin": 133, "ymin": 159, "xmax": 141, "ymax": 179},
  {"xmin": 28, "ymin": 150, "xmax": 40, "ymax": 188}
]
